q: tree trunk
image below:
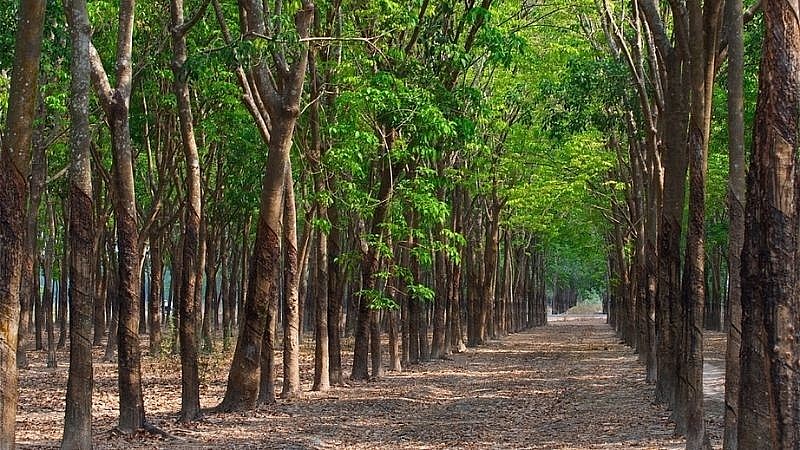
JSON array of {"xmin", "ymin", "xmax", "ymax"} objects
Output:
[
  {"xmin": 62, "ymin": 2, "xmax": 94, "ymax": 443},
  {"xmin": 223, "ymin": 236, "xmax": 239, "ymax": 349},
  {"xmin": 103, "ymin": 240, "xmax": 119, "ymax": 363},
  {"xmin": 93, "ymin": 232, "xmax": 107, "ymax": 347},
  {"xmin": 257, "ymin": 265, "xmax": 279, "ymax": 406},
  {"xmin": 0, "ymin": 0, "xmax": 46, "ymax": 441},
  {"xmin": 57, "ymin": 217, "xmax": 69, "ymax": 350},
  {"xmin": 327, "ymin": 204, "xmax": 344, "ymax": 385},
  {"xmin": 44, "ymin": 201, "xmax": 57, "ymax": 368},
  {"xmin": 217, "ymin": 0, "xmax": 313, "ymax": 411},
  {"xmin": 87, "ymin": 0, "xmax": 145, "ymax": 431},
  {"xmin": 149, "ymin": 238, "xmax": 163, "ymax": 356},
  {"xmin": 722, "ymin": 0, "xmax": 745, "ymax": 446},
  {"xmin": 430, "ymin": 241, "xmax": 447, "ymax": 359},
  {"xmin": 654, "ymin": 58, "xmax": 690, "ymax": 407},
  {"xmin": 738, "ymin": 2, "xmax": 800, "ymax": 446},
  {"xmin": 308, "ymin": 38, "xmax": 330, "ymax": 391},
  {"xmin": 483, "ymin": 197, "xmax": 501, "ymax": 341},
  {"xmin": 388, "ymin": 296, "xmax": 401, "ymax": 372},
  {"xmin": 281, "ymin": 167, "xmax": 302, "ymax": 398},
  {"xmin": 170, "ymin": 0, "xmax": 205, "ymax": 421}
]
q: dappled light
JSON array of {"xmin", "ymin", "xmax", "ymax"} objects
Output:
[{"xmin": 1, "ymin": 0, "xmax": 798, "ymax": 447}]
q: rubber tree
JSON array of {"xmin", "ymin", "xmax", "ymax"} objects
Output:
[
  {"xmin": 62, "ymin": 0, "xmax": 94, "ymax": 446},
  {"xmin": 738, "ymin": 0, "xmax": 800, "ymax": 446},
  {"xmin": 88, "ymin": 0, "xmax": 147, "ymax": 432},
  {"xmin": 0, "ymin": 0, "xmax": 46, "ymax": 445},
  {"xmin": 216, "ymin": 0, "xmax": 314, "ymax": 411},
  {"xmin": 169, "ymin": 0, "xmax": 210, "ymax": 423}
]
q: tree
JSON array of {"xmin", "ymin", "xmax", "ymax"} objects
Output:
[
  {"xmin": 738, "ymin": 0, "xmax": 800, "ymax": 446},
  {"xmin": 62, "ymin": 0, "xmax": 94, "ymax": 445},
  {"xmin": 722, "ymin": 0, "xmax": 745, "ymax": 447},
  {"xmin": 169, "ymin": 0, "xmax": 208, "ymax": 423},
  {"xmin": 0, "ymin": 0, "xmax": 46, "ymax": 445},
  {"xmin": 217, "ymin": 0, "xmax": 314, "ymax": 411},
  {"xmin": 88, "ymin": 0, "xmax": 146, "ymax": 432}
]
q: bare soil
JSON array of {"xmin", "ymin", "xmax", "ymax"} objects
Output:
[{"xmin": 17, "ymin": 316, "xmax": 724, "ymax": 449}]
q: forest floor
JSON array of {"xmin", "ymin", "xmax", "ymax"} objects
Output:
[{"xmin": 17, "ymin": 315, "xmax": 726, "ymax": 449}]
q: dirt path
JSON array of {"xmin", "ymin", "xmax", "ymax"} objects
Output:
[{"xmin": 18, "ymin": 316, "xmax": 718, "ymax": 449}]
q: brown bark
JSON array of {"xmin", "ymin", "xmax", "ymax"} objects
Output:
[
  {"xmin": 93, "ymin": 229, "xmax": 107, "ymax": 347},
  {"xmin": 88, "ymin": 0, "xmax": 145, "ymax": 430},
  {"xmin": 62, "ymin": 1, "xmax": 94, "ymax": 443},
  {"xmin": 722, "ymin": 0, "xmax": 745, "ymax": 446},
  {"xmin": 654, "ymin": 58, "xmax": 689, "ymax": 407},
  {"xmin": 430, "ymin": 235, "xmax": 447, "ymax": 359},
  {"xmin": 149, "ymin": 238, "xmax": 163, "ymax": 356},
  {"xmin": 482, "ymin": 196, "xmax": 501, "ymax": 341},
  {"xmin": 0, "ymin": 0, "xmax": 46, "ymax": 443},
  {"xmin": 327, "ymin": 204, "xmax": 344, "ymax": 385},
  {"xmin": 738, "ymin": 1, "xmax": 800, "ymax": 446},
  {"xmin": 281, "ymin": 167, "xmax": 302, "ymax": 398},
  {"xmin": 257, "ymin": 261, "xmax": 280, "ymax": 406},
  {"xmin": 57, "ymin": 218, "xmax": 69, "ymax": 350},
  {"xmin": 170, "ymin": 0, "xmax": 207, "ymax": 421},
  {"xmin": 217, "ymin": 0, "xmax": 313, "ymax": 411},
  {"xmin": 44, "ymin": 201, "xmax": 57, "ymax": 368},
  {"xmin": 308, "ymin": 35, "xmax": 330, "ymax": 391}
]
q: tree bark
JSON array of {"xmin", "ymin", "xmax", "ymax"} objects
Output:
[
  {"xmin": 327, "ymin": 204, "xmax": 344, "ymax": 385},
  {"xmin": 149, "ymin": 238, "xmax": 163, "ymax": 356},
  {"xmin": 0, "ymin": 0, "xmax": 46, "ymax": 443},
  {"xmin": 44, "ymin": 201, "xmax": 57, "ymax": 368},
  {"xmin": 738, "ymin": 1, "xmax": 800, "ymax": 446},
  {"xmin": 217, "ymin": 0, "xmax": 313, "ymax": 412},
  {"xmin": 722, "ymin": 0, "xmax": 745, "ymax": 446},
  {"xmin": 170, "ymin": 0, "xmax": 206, "ymax": 421},
  {"xmin": 308, "ymin": 37, "xmax": 330, "ymax": 391},
  {"xmin": 281, "ymin": 166, "xmax": 302, "ymax": 398},
  {"xmin": 62, "ymin": 0, "xmax": 95, "ymax": 443}
]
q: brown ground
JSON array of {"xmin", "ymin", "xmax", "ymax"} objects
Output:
[{"xmin": 17, "ymin": 316, "xmax": 725, "ymax": 449}]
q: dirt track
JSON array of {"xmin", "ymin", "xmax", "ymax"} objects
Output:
[{"xmin": 17, "ymin": 315, "xmax": 723, "ymax": 449}]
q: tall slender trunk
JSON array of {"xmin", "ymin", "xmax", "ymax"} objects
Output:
[
  {"xmin": 483, "ymin": 196, "xmax": 501, "ymax": 341},
  {"xmin": 169, "ymin": 0, "xmax": 206, "ymax": 421},
  {"xmin": 149, "ymin": 238, "xmax": 163, "ymax": 355},
  {"xmin": 308, "ymin": 36, "xmax": 330, "ymax": 391},
  {"xmin": 44, "ymin": 201, "xmax": 57, "ymax": 368},
  {"xmin": 281, "ymin": 167, "xmax": 302, "ymax": 398},
  {"xmin": 62, "ymin": 1, "xmax": 94, "ymax": 443},
  {"xmin": 18, "ymin": 120, "xmax": 47, "ymax": 367},
  {"xmin": 202, "ymin": 232, "xmax": 216, "ymax": 352},
  {"xmin": 327, "ymin": 204, "xmax": 344, "ymax": 385},
  {"xmin": 431, "ymin": 234, "xmax": 447, "ymax": 359},
  {"xmin": 57, "ymin": 215, "xmax": 69, "ymax": 350},
  {"xmin": 93, "ymin": 230, "xmax": 107, "ymax": 347},
  {"xmin": 87, "ymin": 0, "xmax": 145, "ymax": 431},
  {"xmin": 722, "ymin": 0, "xmax": 745, "ymax": 446},
  {"xmin": 655, "ymin": 58, "xmax": 689, "ymax": 407}
]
